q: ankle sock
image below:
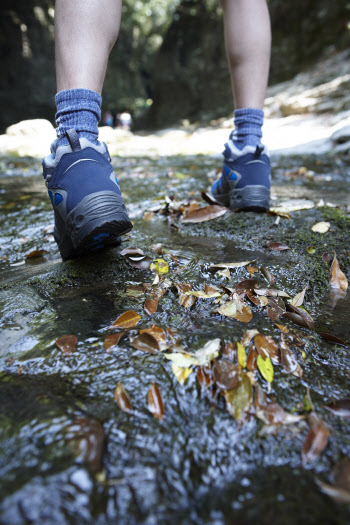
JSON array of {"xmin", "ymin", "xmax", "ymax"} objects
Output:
[
  {"xmin": 231, "ymin": 108, "xmax": 264, "ymax": 150},
  {"xmin": 55, "ymin": 88, "xmax": 102, "ymax": 146}
]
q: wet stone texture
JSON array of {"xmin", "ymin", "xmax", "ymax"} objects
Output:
[{"xmin": 0, "ymin": 153, "xmax": 350, "ymax": 524}]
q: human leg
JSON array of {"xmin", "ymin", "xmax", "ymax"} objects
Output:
[
  {"xmin": 212, "ymin": 0, "xmax": 271, "ymax": 211},
  {"xmin": 43, "ymin": 0, "xmax": 132, "ymax": 259}
]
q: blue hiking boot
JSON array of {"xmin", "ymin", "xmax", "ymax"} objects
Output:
[
  {"xmin": 42, "ymin": 129, "xmax": 132, "ymax": 260},
  {"xmin": 212, "ymin": 138, "xmax": 271, "ymax": 211}
]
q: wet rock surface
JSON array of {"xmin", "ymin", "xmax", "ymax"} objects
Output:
[{"xmin": 0, "ymin": 152, "xmax": 349, "ymax": 524}]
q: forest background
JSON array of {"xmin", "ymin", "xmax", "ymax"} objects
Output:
[{"xmin": 1, "ymin": 0, "xmax": 349, "ymax": 133}]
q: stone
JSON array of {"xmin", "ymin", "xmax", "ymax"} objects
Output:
[{"xmin": 6, "ymin": 119, "xmax": 55, "ymax": 137}]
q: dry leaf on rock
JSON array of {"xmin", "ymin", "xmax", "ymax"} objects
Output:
[
  {"xmin": 147, "ymin": 382, "xmax": 164, "ymax": 420},
  {"xmin": 267, "ymin": 242, "xmax": 290, "ymax": 251},
  {"xmin": 56, "ymin": 335, "xmax": 78, "ymax": 356},
  {"xmin": 182, "ymin": 205, "xmax": 227, "ymax": 223},
  {"xmin": 291, "ymin": 286, "xmax": 307, "ymax": 307},
  {"xmin": 311, "ymin": 221, "xmax": 330, "ymax": 233},
  {"xmin": 330, "ymin": 252, "xmax": 348, "ymax": 291},
  {"xmin": 114, "ymin": 383, "xmax": 132, "ymax": 414},
  {"xmin": 109, "ymin": 310, "xmax": 141, "ymax": 329},
  {"xmin": 175, "ymin": 282, "xmax": 196, "ymax": 309},
  {"xmin": 222, "ymin": 342, "xmax": 237, "ymax": 362},
  {"xmin": 241, "ymin": 329, "xmax": 260, "ymax": 348},
  {"xmin": 209, "ymin": 260, "xmax": 255, "ymax": 270},
  {"xmin": 260, "ymin": 266, "xmax": 274, "ymax": 286}
]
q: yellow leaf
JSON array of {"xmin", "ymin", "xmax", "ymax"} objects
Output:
[
  {"xmin": 172, "ymin": 363, "xmax": 193, "ymax": 385},
  {"xmin": 237, "ymin": 342, "xmax": 247, "ymax": 368},
  {"xmin": 257, "ymin": 354, "xmax": 274, "ymax": 384},
  {"xmin": 311, "ymin": 221, "xmax": 330, "ymax": 233},
  {"xmin": 150, "ymin": 258, "xmax": 169, "ymax": 275}
]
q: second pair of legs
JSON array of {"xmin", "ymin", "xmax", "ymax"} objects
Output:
[{"xmin": 44, "ymin": 0, "xmax": 272, "ymax": 259}]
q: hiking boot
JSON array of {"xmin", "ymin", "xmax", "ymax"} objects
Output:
[
  {"xmin": 211, "ymin": 139, "xmax": 271, "ymax": 211},
  {"xmin": 42, "ymin": 129, "xmax": 132, "ymax": 260}
]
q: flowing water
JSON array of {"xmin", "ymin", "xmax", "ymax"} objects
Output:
[{"xmin": 0, "ymin": 153, "xmax": 349, "ymax": 524}]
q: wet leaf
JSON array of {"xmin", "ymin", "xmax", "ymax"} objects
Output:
[
  {"xmin": 65, "ymin": 417, "xmax": 104, "ymax": 471},
  {"xmin": 233, "ymin": 304, "xmax": 253, "ymax": 323},
  {"xmin": 114, "ymin": 383, "xmax": 132, "ymax": 414},
  {"xmin": 222, "ymin": 342, "xmax": 236, "ymax": 362},
  {"xmin": 235, "ymin": 279, "xmax": 258, "ymax": 295},
  {"xmin": 150, "ymin": 258, "xmax": 169, "ymax": 275},
  {"xmin": 257, "ymin": 355, "xmax": 274, "ymax": 384},
  {"xmin": 260, "ymin": 266, "xmax": 274, "ymax": 286},
  {"xmin": 285, "ymin": 303, "xmax": 314, "ymax": 328},
  {"xmin": 302, "ymin": 413, "xmax": 330, "ymax": 463},
  {"xmin": 109, "ymin": 310, "xmax": 141, "ymax": 329},
  {"xmin": 104, "ymin": 332, "xmax": 126, "ymax": 352},
  {"xmin": 175, "ymin": 282, "xmax": 196, "ymax": 309},
  {"xmin": 291, "ymin": 286, "xmax": 307, "ymax": 307},
  {"xmin": 274, "ymin": 323, "xmax": 289, "ymax": 334},
  {"xmin": 197, "ymin": 367, "xmax": 212, "ymax": 388},
  {"xmin": 255, "ymin": 287, "xmax": 290, "ymax": 298},
  {"xmin": 144, "ymin": 298, "xmax": 158, "ymax": 315},
  {"xmin": 55, "ymin": 335, "xmax": 78, "ymax": 355},
  {"xmin": 216, "ymin": 268, "xmax": 231, "ymax": 279},
  {"xmin": 25, "ymin": 249, "xmax": 48, "ymax": 259},
  {"xmin": 280, "ymin": 336, "xmax": 302, "ymax": 377},
  {"xmin": 120, "ymin": 247, "xmax": 145, "ymax": 257},
  {"xmin": 125, "ymin": 285, "xmax": 145, "ymax": 298},
  {"xmin": 126, "ymin": 255, "xmax": 152, "ymax": 270},
  {"xmin": 237, "ymin": 342, "xmax": 247, "ymax": 368},
  {"xmin": 247, "ymin": 266, "xmax": 258, "ymax": 275},
  {"xmin": 209, "ymin": 260, "xmax": 255, "ymax": 270},
  {"xmin": 201, "ymin": 191, "xmax": 221, "ymax": 205},
  {"xmin": 322, "ymin": 252, "xmax": 332, "ymax": 263},
  {"xmin": 324, "ymin": 398, "xmax": 350, "ymax": 418},
  {"xmin": 147, "ymin": 382, "xmax": 164, "ymax": 420},
  {"xmin": 311, "ymin": 221, "xmax": 330, "ymax": 233},
  {"xmin": 213, "ymin": 359, "xmax": 239, "ymax": 389},
  {"xmin": 164, "ymin": 352, "xmax": 198, "ymax": 367},
  {"xmin": 129, "ymin": 332, "xmax": 160, "ymax": 354},
  {"xmin": 316, "ymin": 480, "xmax": 350, "ymax": 504},
  {"xmin": 318, "ymin": 331, "xmax": 348, "ymax": 347},
  {"xmin": 267, "ymin": 242, "xmax": 290, "ymax": 251},
  {"xmin": 307, "ymin": 246, "xmax": 316, "ymax": 255},
  {"xmin": 185, "ymin": 289, "xmax": 221, "ymax": 298},
  {"xmin": 224, "ymin": 371, "xmax": 253, "ymax": 421},
  {"xmin": 254, "ymin": 335, "xmax": 280, "ymax": 364},
  {"xmin": 330, "ymin": 252, "xmax": 348, "ymax": 291},
  {"xmin": 241, "ymin": 329, "xmax": 259, "ymax": 348},
  {"xmin": 172, "ymin": 363, "xmax": 193, "ymax": 385},
  {"xmin": 247, "ymin": 347, "xmax": 258, "ymax": 371},
  {"xmin": 182, "ymin": 204, "xmax": 227, "ymax": 223},
  {"xmin": 140, "ymin": 325, "xmax": 168, "ymax": 349}
]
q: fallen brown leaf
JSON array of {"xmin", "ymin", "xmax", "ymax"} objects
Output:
[
  {"xmin": 324, "ymin": 398, "xmax": 350, "ymax": 419},
  {"xmin": 147, "ymin": 382, "xmax": 164, "ymax": 420},
  {"xmin": 330, "ymin": 252, "xmax": 348, "ymax": 291},
  {"xmin": 267, "ymin": 242, "xmax": 290, "ymax": 251},
  {"xmin": 144, "ymin": 298, "xmax": 159, "ymax": 315},
  {"xmin": 182, "ymin": 205, "xmax": 227, "ymax": 223},
  {"xmin": 114, "ymin": 383, "xmax": 132, "ymax": 414},
  {"xmin": 302, "ymin": 413, "xmax": 331, "ymax": 463},
  {"xmin": 129, "ymin": 332, "xmax": 160, "ymax": 354},
  {"xmin": 213, "ymin": 359, "xmax": 239, "ymax": 390},
  {"xmin": 109, "ymin": 310, "xmax": 141, "ymax": 329},
  {"xmin": 104, "ymin": 332, "xmax": 126, "ymax": 352},
  {"xmin": 55, "ymin": 335, "xmax": 78, "ymax": 355}
]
